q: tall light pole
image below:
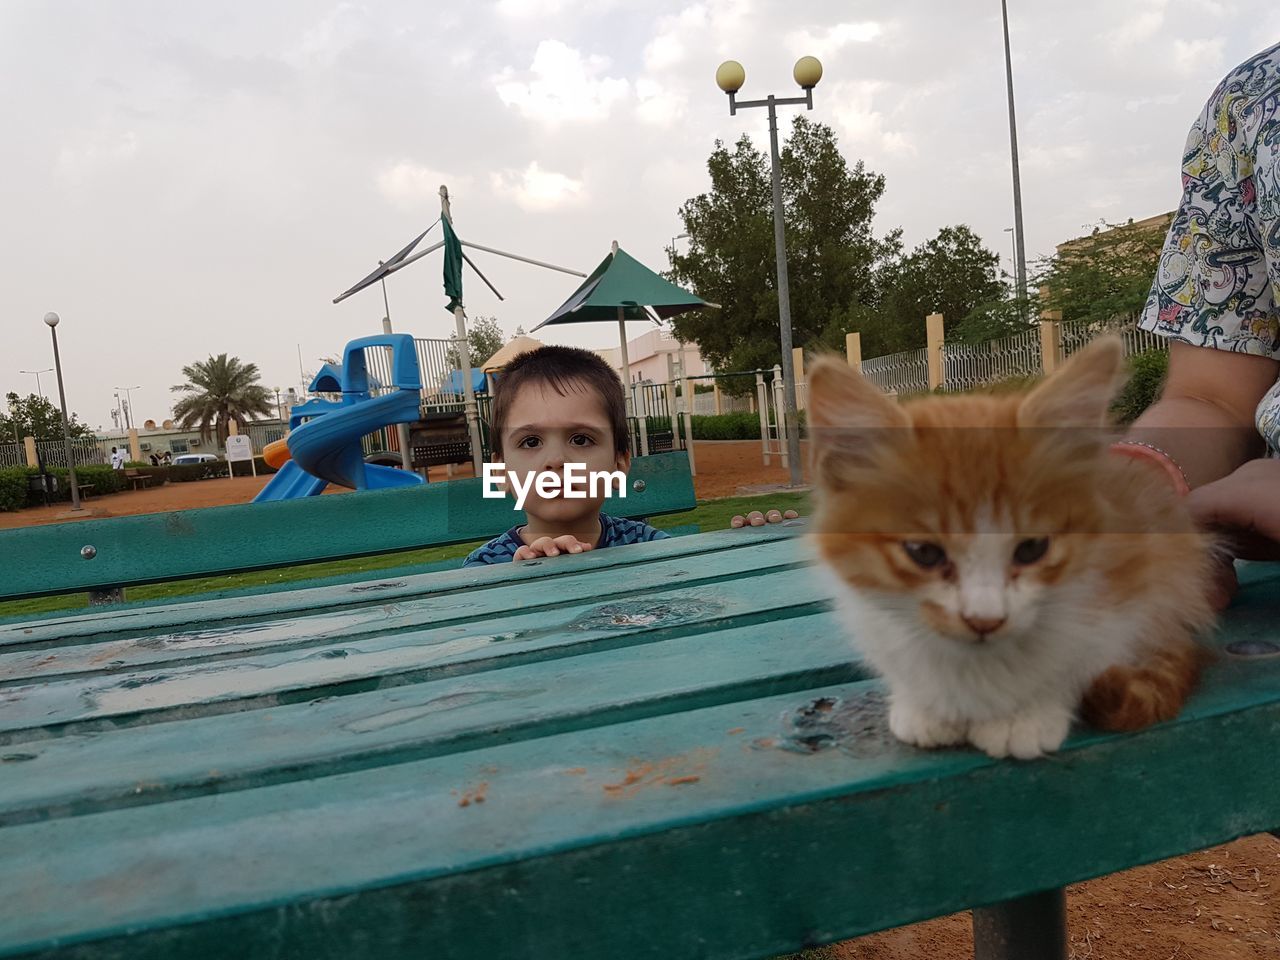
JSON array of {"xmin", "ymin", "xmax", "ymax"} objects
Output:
[
  {"xmin": 19, "ymin": 368, "xmax": 52, "ymax": 399},
  {"xmin": 1001, "ymin": 0, "xmax": 1028, "ymax": 313},
  {"xmin": 114, "ymin": 385, "xmax": 141, "ymax": 431},
  {"xmin": 716, "ymin": 55, "xmax": 823, "ymax": 488},
  {"xmin": 44, "ymin": 312, "xmax": 83, "ymax": 512}
]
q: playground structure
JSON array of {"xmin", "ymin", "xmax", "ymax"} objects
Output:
[{"xmin": 254, "ymin": 335, "xmax": 426, "ymax": 502}]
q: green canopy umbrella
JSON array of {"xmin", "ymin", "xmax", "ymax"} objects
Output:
[{"xmin": 533, "ymin": 242, "xmax": 712, "ymax": 436}]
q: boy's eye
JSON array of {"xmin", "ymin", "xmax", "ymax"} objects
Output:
[
  {"xmin": 569, "ymin": 434, "xmax": 594, "ymax": 447},
  {"xmin": 517, "ymin": 436, "xmax": 541, "ymax": 449}
]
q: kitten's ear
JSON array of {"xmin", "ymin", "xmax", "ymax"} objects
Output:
[
  {"xmin": 807, "ymin": 356, "xmax": 911, "ymax": 478},
  {"xmin": 808, "ymin": 356, "xmax": 910, "ymax": 431},
  {"xmin": 1018, "ymin": 335, "xmax": 1126, "ymax": 428}
]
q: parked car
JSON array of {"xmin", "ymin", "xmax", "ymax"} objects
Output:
[{"xmin": 171, "ymin": 453, "xmax": 220, "ymax": 465}]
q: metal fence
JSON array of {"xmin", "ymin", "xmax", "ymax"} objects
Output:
[
  {"xmin": 942, "ymin": 328, "xmax": 1042, "ymax": 392},
  {"xmin": 0, "ymin": 443, "xmax": 24, "ymax": 468},
  {"xmin": 32, "ymin": 439, "xmax": 107, "ymax": 468},
  {"xmin": 245, "ymin": 421, "xmax": 286, "ymax": 451},
  {"xmin": 860, "ymin": 347, "xmax": 930, "ymax": 396},
  {"xmin": 1058, "ymin": 318, "xmax": 1166, "ymax": 365},
  {"xmin": 851, "ymin": 321, "xmax": 1168, "ymax": 397}
]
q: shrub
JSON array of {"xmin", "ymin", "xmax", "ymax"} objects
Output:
[
  {"xmin": 23, "ymin": 465, "xmax": 125, "ymax": 506},
  {"xmin": 1111, "ymin": 349, "xmax": 1168, "ymax": 425},
  {"xmin": 163, "ymin": 461, "xmax": 228, "ymax": 482},
  {"xmin": 0, "ymin": 468, "xmax": 27, "ymax": 512},
  {"xmin": 689, "ymin": 412, "xmax": 762, "ymax": 440}
]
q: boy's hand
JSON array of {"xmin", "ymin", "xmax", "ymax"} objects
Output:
[
  {"xmin": 730, "ymin": 509, "xmax": 800, "ymax": 528},
  {"xmin": 514, "ymin": 535, "xmax": 595, "ymax": 561}
]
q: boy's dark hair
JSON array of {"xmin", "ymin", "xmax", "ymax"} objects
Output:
[{"xmin": 490, "ymin": 345, "xmax": 629, "ymax": 456}]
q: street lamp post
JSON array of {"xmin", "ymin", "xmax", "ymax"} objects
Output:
[
  {"xmin": 715, "ymin": 56, "xmax": 822, "ymax": 488},
  {"xmin": 1001, "ymin": 0, "xmax": 1028, "ymax": 313},
  {"xmin": 19, "ymin": 368, "xmax": 53, "ymax": 399},
  {"xmin": 44, "ymin": 312, "xmax": 83, "ymax": 512}
]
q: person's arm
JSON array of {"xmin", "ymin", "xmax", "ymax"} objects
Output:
[{"xmin": 1126, "ymin": 342, "xmax": 1277, "ymax": 489}]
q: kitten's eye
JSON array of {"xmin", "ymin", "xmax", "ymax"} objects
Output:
[
  {"xmin": 902, "ymin": 541, "xmax": 947, "ymax": 569},
  {"xmin": 1013, "ymin": 537, "xmax": 1050, "ymax": 565}
]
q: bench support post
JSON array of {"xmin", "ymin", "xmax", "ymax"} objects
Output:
[{"xmin": 972, "ymin": 887, "xmax": 1066, "ymax": 960}]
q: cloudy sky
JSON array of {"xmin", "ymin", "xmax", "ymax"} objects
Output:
[{"xmin": 3, "ymin": 1, "xmax": 1277, "ymax": 430}]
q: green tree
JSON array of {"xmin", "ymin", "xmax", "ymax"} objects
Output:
[
  {"xmin": 170, "ymin": 354, "xmax": 273, "ymax": 445},
  {"xmin": 1035, "ymin": 218, "xmax": 1167, "ymax": 326},
  {"xmin": 868, "ymin": 225, "xmax": 1010, "ymax": 354},
  {"xmin": 0, "ymin": 392, "xmax": 95, "ymax": 442},
  {"xmin": 446, "ymin": 315, "xmax": 505, "ymax": 368},
  {"xmin": 668, "ymin": 117, "xmax": 895, "ymax": 376}
]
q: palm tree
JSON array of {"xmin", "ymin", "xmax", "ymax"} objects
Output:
[{"xmin": 170, "ymin": 354, "xmax": 274, "ymax": 445}]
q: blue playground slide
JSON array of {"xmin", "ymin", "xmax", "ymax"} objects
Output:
[{"xmin": 254, "ymin": 334, "xmax": 427, "ymax": 502}]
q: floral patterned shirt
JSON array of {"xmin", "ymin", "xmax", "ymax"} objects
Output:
[{"xmin": 1138, "ymin": 41, "xmax": 1280, "ymax": 454}]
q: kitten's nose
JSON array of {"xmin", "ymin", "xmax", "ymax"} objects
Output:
[{"xmin": 961, "ymin": 614, "xmax": 1006, "ymax": 636}]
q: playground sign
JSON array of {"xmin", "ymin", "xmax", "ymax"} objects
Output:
[{"xmin": 225, "ymin": 435, "xmax": 255, "ymax": 477}]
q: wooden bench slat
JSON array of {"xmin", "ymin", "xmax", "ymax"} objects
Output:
[
  {"xmin": 0, "ymin": 554, "xmax": 829, "ymax": 742},
  {"xmin": 0, "ymin": 530, "xmax": 800, "ymax": 666},
  {"xmin": 0, "ymin": 452, "xmax": 695, "ymax": 601},
  {"xmin": 0, "ymin": 524, "xmax": 795, "ymax": 640},
  {"xmin": 0, "ymin": 609, "xmax": 859, "ymax": 826},
  {"xmin": 3, "ymin": 647, "xmax": 1278, "ymax": 960}
]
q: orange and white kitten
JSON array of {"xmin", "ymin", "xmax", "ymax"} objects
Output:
[{"xmin": 807, "ymin": 337, "xmax": 1216, "ymax": 760}]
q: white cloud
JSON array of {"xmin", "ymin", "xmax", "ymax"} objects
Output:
[
  {"xmin": 495, "ymin": 0, "xmax": 565, "ymax": 19},
  {"xmin": 289, "ymin": 2, "xmax": 372, "ymax": 66},
  {"xmin": 494, "ymin": 40, "xmax": 629, "ymax": 124},
  {"xmin": 377, "ymin": 161, "xmax": 471, "ymax": 209},
  {"xmin": 56, "ymin": 130, "xmax": 139, "ymax": 180},
  {"xmin": 491, "ymin": 161, "xmax": 584, "ymax": 211},
  {"xmin": 635, "ymin": 78, "xmax": 688, "ymax": 127},
  {"xmin": 826, "ymin": 80, "xmax": 914, "ymax": 157},
  {"xmin": 1105, "ymin": 0, "xmax": 1168, "ymax": 51},
  {"xmin": 643, "ymin": 4, "xmax": 708, "ymax": 72},
  {"xmin": 786, "ymin": 21, "xmax": 882, "ymax": 60},
  {"xmin": 1173, "ymin": 37, "xmax": 1225, "ymax": 73}
]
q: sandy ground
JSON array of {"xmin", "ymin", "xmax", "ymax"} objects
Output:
[
  {"xmin": 0, "ymin": 441, "xmax": 806, "ymax": 529},
  {"xmin": 4, "ymin": 441, "xmax": 1277, "ymax": 958},
  {"xmin": 831, "ymin": 835, "xmax": 1280, "ymax": 959}
]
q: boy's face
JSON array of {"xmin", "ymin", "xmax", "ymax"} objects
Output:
[{"xmin": 499, "ymin": 378, "xmax": 630, "ymax": 525}]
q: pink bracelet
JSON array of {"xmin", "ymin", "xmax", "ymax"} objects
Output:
[{"xmin": 1109, "ymin": 441, "xmax": 1191, "ymax": 497}]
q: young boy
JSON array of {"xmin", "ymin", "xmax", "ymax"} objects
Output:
[{"xmin": 462, "ymin": 345, "xmax": 669, "ymax": 566}]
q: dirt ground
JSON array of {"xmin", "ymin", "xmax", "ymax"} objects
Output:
[
  {"xmin": 0, "ymin": 440, "xmax": 805, "ymax": 529},
  {"xmin": 830, "ymin": 835, "xmax": 1280, "ymax": 959},
  {"xmin": 5, "ymin": 441, "xmax": 1277, "ymax": 957}
]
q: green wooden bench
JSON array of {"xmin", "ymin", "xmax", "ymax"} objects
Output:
[
  {"xmin": 1, "ymin": 476, "xmax": 1278, "ymax": 960},
  {"xmin": 0, "ymin": 452, "xmax": 696, "ymax": 608}
]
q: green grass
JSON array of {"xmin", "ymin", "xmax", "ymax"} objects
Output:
[{"xmin": 0, "ymin": 491, "xmax": 812, "ymax": 622}]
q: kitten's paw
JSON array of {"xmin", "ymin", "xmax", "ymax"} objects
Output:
[
  {"xmin": 888, "ymin": 702, "xmax": 966, "ymax": 749},
  {"xmin": 969, "ymin": 708, "xmax": 1071, "ymax": 760}
]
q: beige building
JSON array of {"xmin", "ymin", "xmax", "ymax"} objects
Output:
[{"xmin": 595, "ymin": 328, "xmax": 712, "ymax": 385}]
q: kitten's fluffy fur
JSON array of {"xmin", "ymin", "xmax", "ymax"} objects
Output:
[{"xmin": 808, "ymin": 337, "xmax": 1216, "ymax": 759}]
